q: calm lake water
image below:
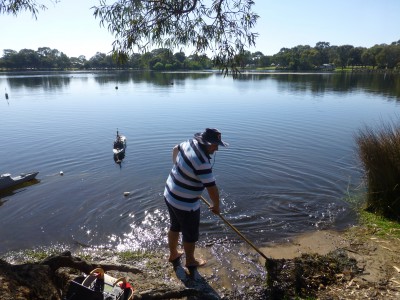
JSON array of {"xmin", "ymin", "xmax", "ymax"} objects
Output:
[{"xmin": 1, "ymin": 70, "xmax": 399, "ymax": 255}]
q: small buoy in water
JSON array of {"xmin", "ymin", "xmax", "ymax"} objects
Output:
[
  {"xmin": 124, "ymin": 192, "xmax": 130, "ymax": 196},
  {"xmin": 60, "ymin": 171, "xmax": 64, "ymax": 176}
]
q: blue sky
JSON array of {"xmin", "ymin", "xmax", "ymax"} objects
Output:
[{"xmin": 1, "ymin": 0, "xmax": 399, "ymax": 58}]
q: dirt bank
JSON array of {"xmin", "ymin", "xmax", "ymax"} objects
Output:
[
  {"xmin": 116, "ymin": 226, "xmax": 400, "ymax": 299},
  {"xmin": 261, "ymin": 227, "xmax": 400, "ymax": 299},
  {"xmin": 1, "ymin": 225, "xmax": 400, "ymax": 299}
]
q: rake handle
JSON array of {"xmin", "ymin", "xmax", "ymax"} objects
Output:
[{"xmin": 200, "ymin": 195, "xmax": 269, "ymax": 260}]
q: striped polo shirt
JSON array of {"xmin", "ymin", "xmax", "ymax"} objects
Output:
[{"xmin": 164, "ymin": 139, "xmax": 216, "ymax": 211}]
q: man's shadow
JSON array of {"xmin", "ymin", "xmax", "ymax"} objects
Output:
[{"xmin": 172, "ymin": 258, "xmax": 221, "ymax": 299}]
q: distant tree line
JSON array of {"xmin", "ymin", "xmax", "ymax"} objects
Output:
[
  {"xmin": 268, "ymin": 41, "xmax": 400, "ymax": 71},
  {"xmin": 1, "ymin": 40, "xmax": 400, "ymax": 71},
  {"xmin": 0, "ymin": 47, "xmax": 212, "ymax": 71}
]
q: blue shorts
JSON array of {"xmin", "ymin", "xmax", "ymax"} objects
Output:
[{"xmin": 165, "ymin": 199, "xmax": 200, "ymax": 243}]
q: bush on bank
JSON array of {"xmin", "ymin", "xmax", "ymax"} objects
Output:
[{"xmin": 356, "ymin": 121, "xmax": 400, "ymax": 221}]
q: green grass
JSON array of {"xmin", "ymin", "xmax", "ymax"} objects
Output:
[
  {"xmin": 344, "ymin": 192, "xmax": 400, "ymax": 239},
  {"xmin": 359, "ymin": 210, "xmax": 400, "ymax": 238},
  {"xmin": 333, "ymin": 65, "xmax": 379, "ymax": 71},
  {"xmin": 255, "ymin": 66, "xmax": 276, "ymax": 70},
  {"xmin": 117, "ymin": 250, "xmax": 154, "ymax": 262},
  {"xmin": 19, "ymin": 248, "xmax": 60, "ymax": 263}
]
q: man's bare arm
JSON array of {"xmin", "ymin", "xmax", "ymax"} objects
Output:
[
  {"xmin": 206, "ymin": 185, "xmax": 220, "ymax": 214},
  {"xmin": 172, "ymin": 145, "xmax": 179, "ymax": 163}
]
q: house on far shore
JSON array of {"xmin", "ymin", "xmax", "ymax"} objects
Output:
[{"xmin": 320, "ymin": 63, "xmax": 335, "ymax": 70}]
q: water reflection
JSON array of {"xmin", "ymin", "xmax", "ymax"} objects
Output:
[
  {"xmin": 2, "ymin": 71, "xmax": 399, "ymax": 99},
  {"xmin": 238, "ymin": 72, "xmax": 400, "ymax": 99},
  {"xmin": 6, "ymin": 75, "xmax": 71, "ymax": 91},
  {"xmin": 2, "ymin": 71, "xmax": 86, "ymax": 91},
  {"xmin": 0, "ymin": 179, "xmax": 40, "ymax": 198},
  {"xmin": 0, "ymin": 178, "xmax": 40, "ymax": 209},
  {"xmin": 93, "ymin": 70, "xmax": 214, "ymax": 86},
  {"xmin": 113, "ymin": 153, "xmax": 125, "ymax": 165}
]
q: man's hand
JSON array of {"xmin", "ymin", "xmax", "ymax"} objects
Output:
[{"xmin": 209, "ymin": 205, "xmax": 220, "ymax": 215}]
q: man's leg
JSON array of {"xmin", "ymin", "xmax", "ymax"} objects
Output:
[
  {"xmin": 168, "ymin": 230, "xmax": 183, "ymax": 262},
  {"xmin": 183, "ymin": 241, "xmax": 196, "ymax": 265},
  {"xmin": 183, "ymin": 241, "xmax": 206, "ymax": 267}
]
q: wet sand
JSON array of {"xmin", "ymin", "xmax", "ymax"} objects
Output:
[{"xmin": 259, "ymin": 229, "xmax": 350, "ymax": 260}]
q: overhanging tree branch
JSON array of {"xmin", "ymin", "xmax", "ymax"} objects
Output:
[
  {"xmin": 92, "ymin": 0, "xmax": 259, "ymax": 76},
  {"xmin": 0, "ymin": 0, "xmax": 60, "ymax": 19},
  {"xmin": 1, "ymin": 0, "xmax": 259, "ymax": 76}
]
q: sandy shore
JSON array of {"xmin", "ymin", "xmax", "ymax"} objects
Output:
[
  {"xmin": 259, "ymin": 229, "xmax": 350, "ymax": 259},
  {"xmin": 1, "ymin": 227, "xmax": 399, "ymax": 299},
  {"xmin": 169, "ymin": 227, "xmax": 400, "ymax": 299}
]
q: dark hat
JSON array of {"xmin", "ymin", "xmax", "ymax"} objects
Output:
[{"xmin": 194, "ymin": 128, "xmax": 228, "ymax": 147}]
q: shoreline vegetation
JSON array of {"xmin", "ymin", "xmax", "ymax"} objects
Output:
[
  {"xmin": 1, "ymin": 67, "xmax": 400, "ymax": 74},
  {"xmin": 1, "ymin": 40, "xmax": 400, "ymax": 73}
]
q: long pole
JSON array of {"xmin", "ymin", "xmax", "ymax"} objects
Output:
[{"xmin": 200, "ymin": 195, "xmax": 269, "ymax": 261}]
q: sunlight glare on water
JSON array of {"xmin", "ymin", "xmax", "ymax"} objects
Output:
[{"xmin": 115, "ymin": 209, "xmax": 169, "ymax": 251}]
